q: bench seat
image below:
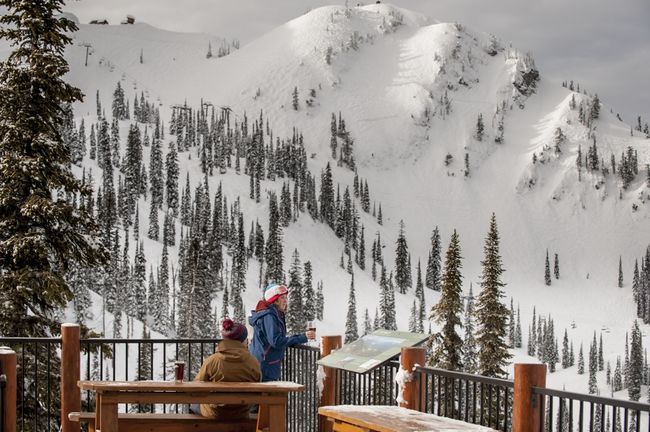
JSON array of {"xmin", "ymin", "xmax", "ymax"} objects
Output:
[{"xmin": 68, "ymin": 411, "xmax": 258, "ymax": 432}]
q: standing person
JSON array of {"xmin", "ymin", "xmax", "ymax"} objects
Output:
[
  {"xmin": 192, "ymin": 319, "xmax": 261, "ymax": 419},
  {"xmin": 249, "ymin": 283, "xmax": 316, "ymax": 381}
]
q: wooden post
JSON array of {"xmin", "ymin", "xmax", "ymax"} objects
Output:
[
  {"xmin": 319, "ymin": 335, "xmax": 342, "ymax": 432},
  {"xmin": 0, "ymin": 347, "xmax": 17, "ymax": 432},
  {"xmin": 61, "ymin": 323, "xmax": 81, "ymax": 432},
  {"xmin": 513, "ymin": 363, "xmax": 546, "ymax": 432},
  {"xmin": 399, "ymin": 347, "xmax": 426, "ymax": 411}
]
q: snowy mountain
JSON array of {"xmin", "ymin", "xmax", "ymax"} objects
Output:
[{"xmin": 15, "ymin": 3, "xmax": 649, "ymax": 395}]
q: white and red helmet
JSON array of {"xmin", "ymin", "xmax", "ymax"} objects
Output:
[{"xmin": 264, "ymin": 283, "xmax": 288, "ymax": 304}]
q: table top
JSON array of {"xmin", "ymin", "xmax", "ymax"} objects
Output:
[
  {"xmin": 318, "ymin": 405, "xmax": 495, "ymax": 432},
  {"xmin": 78, "ymin": 380, "xmax": 304, "ymax": 393}
]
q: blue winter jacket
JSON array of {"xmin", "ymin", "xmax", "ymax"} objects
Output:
[{"xmin": 248, "ymin": 301, "xmax": 307, "ymax": 381}]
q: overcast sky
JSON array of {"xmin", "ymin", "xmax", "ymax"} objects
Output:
[{"xmin": 63, "ymin": 0, "xmax": 650, "ymax": 124}]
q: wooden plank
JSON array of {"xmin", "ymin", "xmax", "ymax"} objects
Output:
[
  {"xmin": 268, "ymin": 403, "xmax": 286, "ymax": 432},
  {"xmin": 71, "ymin": 412, "xmax": 257, "ymax": 422},
  {"xmin": 331, "ymin": 420, "xmax": 372, "ymax": 432},
  {"xmin": 100, "ymin": 391, "xmax": 286, "ymax": 405},
  {"xmin": 256, "ymin": 404, "xmax": 269, "ymax": 431},
  {"xmin": 79, "ymin": 380, "xmax": 303, "ymax": 393},
  {"xmin": 99, "ymin": 402, "xmax": 118, "ymax": 432},
  {"xmin": 69, "ymin": 411, "xmax": 257, "ymax": 432},
  {"xmin": 118, "ymin": 421, "xmax": 256, "ymax": 432},
  {"xmin": 61, "ymin": 324, "xmax": 81, "ymax": 432},
  {"xmin": 0, "ymin": 348, "xmax": 17, "ymax": 432},
  {"xmin": 513, "ymin": 364, "xmax": 546, "ymax": 432}
]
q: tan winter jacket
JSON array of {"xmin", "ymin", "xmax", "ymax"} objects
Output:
[{"xmin": 194, "ymin": 339, "xmax": 262, "ymax": 419}]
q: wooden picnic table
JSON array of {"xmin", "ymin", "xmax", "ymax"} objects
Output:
[
  {"xmin": 318, "ymin": 405, "xmax": 495, "ymax": 432},
  {"xmin": 78, "ymin": 380, "xmax": 304, "ymax": 432}
]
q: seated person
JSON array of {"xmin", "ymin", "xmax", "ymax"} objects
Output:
[{"xmin": 193, "ymin": 319, "xmax": 261, "ymax": 419}]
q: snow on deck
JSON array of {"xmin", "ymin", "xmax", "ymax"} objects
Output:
[{"xmin": 319, "ymin": 405, "xmax": 496, "ymax": 431}]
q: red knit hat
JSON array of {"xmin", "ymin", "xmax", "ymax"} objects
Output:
[{"xmin": 221, "ymin": 319, "xmax": 248, "ymax": 342}]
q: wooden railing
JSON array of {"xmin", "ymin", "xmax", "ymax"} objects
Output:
[{"xmin": 2, "ymin": 324, "xmax": 650, "ymax": 432}]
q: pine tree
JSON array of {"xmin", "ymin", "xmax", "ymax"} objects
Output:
[
  {"xmin": 286, "ymin": 249, "xmax": 305, "ymax": 334},
  {"xmin": 618, "ymin": 256, "xmax": 624, "ymax": 288},
  {"xmin": 462, "ymin": 284, "xmax": 478, "ymax": 373},
  {"xmin": 588, "ymin": 335, "xmax": 598, "ymax": 394},
  {"xmin": 561, "ymin": 329, "xmax": 570, "ymax": 369},
  {"xmin": 475, "ymin": 113, "xmax": 484, "ymax": 141},
  {"xmin": 476, "ymin": 214, "xmax": 511, "ymax": 377},
  {"xmin": 265, "ymin": 193, "xmax": 284, "ymax": 284},
  {"xmin": 613, "ymin": 357, "xmax": 622, "ymax": 392},
  {"xmin": 508, "ymin": 298, "xmax": 515, "ymax": 347},
  {"xmin": 598, "ymin": 333, "xmax": 604, "ymax": 371},
  {"xmin": 515, "ymin": 306, "xmax": 522, "ymax": 348},
  {"xmin": 345, "ymin": 274, "xmax": 359, "ymax": 343},
  {"xmin": 302, "ymin": 261, "xmax": 315, "ymax": 321},
  {"xmin": 629, "ymin": 321, "xmax": 643, "ymax": 401},
  {"xmin": 409, "ymin": 301, "xmax": 418, "ymax": 333},
  {"xmin": 0, "ymin": 1, "xmax": 107, "ymax": 340},
  {"xmin": 316, "ymin": 281, "xmax": 324, "ymax": 320},
  {"xmin": 426, "ymin": 226, "xmax": 442, "ymax": 291},
  {"xmin": 292, "ymin": 87, "xmax": 299, "ymax": 110},
  {"xmin": 554, "ymin": 253, "xmax": 560, "ymax": 279},
  {"xmin": 363, "ymin": 308, "xmax": 372, "ymax": 336},
  {"xmin": 379, "ymin": 266, "xmax": 397, "ymax": 330},
  {"xmin": 578, "ymin": 344, "xmax": 585, "ymax": 374},
  {"xmin": 429, "ymin": 230, "xmax": 463, "ymax": 371},
  {"xmin": 545, "ymin": 249, "xmax": 552, "ymax": 286},
  {"xmin": 394, "ymin": 220, "xmax": 411, "ymax": 294},
  {"xmin": 415, "ymin": 260, "xmax": 426, "ymax": 332},
  {"xmin": 165, "ymin": 141, "xmax": 179, "ymax": 215}
]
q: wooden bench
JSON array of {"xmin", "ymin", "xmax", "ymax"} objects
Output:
[
  {"xmin": 318, "ymin": 405, "xmax": 495, "ymax": 432},
  {"xmin": 69, "ymin": 411, "xmax": 258, "ymax": 432}
]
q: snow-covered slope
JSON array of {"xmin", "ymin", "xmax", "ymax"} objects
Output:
[{"xmin": 49, "ymin": 3, "xmax": 650, "ymax": 396}]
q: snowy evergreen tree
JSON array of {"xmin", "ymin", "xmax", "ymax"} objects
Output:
[
  {"xmin": 265, "ymin": 193, "xmax": 284, "ymax": 284},
  {"xmin": 561, "ymin": 329, "xmax": 570, "ymax": 369},
  {"xmin": 429, "ymin": 230, "xmax": 463, "ymax": 371},
  {"xmin": 476, "ymin": 215, "xmax": 511, "ymax": 378},
  {"xmin": 0, "ymin": 0, "xmax": 107, "ymax": 340},
  {"xmin": 345, "ymin": 274, "xmax": 359, "ymax": 343},
  {"xmin": 303, "ymin": 261, "xmax": 315, "ymax": 321},
  {"xmin": 394, "ymin": 220, "xmax": 411, "ymax": 293},
  {"xmin": 149, "ymin": 135, "xmax": 164, "ymax": 209},
  {"xmin": 588, "ymin": 334, "xmax": 598, "ymax": 394},
  {"xmin": 554, "ymin": 253, "xmax": 560, "ymax": 279},
  {"xmin": 415, "ymin": 260, "xmax": 426, "ymax": 333},
  {"xmin": 462, "ymin": 284, "xmax": 478, "ymax": 374},
  {"xmin": 316, "ymin": 281, "xmax": 324, "ymax": 320},
  {"xmin": 578, "ymin": 344, "xmax": 585, "ymax": 374},
  {"xmin": 618, "ymin": 256, "xmax": 624, "ymax": 288},
  {"xmin": 363, "ymin": 308, "xmax": 372, "ymax": 336},
  {"xmin": 629, "ymin": 320, "xmax": 643, "ymax": 401},
  {"xmin": 286, "ymin": 249, "xmax": 305, "ymax": 334},
  {"xmin": 599, "ymin": 333, "xmax": 604, "ymax": 371},
  {"xmin": 379, "ymin": 265, "xmax": 397, "ymax": 330},
  {"xmin": 409, "ymin": 301, "xmax": 418, "ymax": 333},
  {"xmin": 426, "ymin": 226, "xmax": 442, "ymax": 291},
  {"xmin": 613, "ymin": 357, "xmax": 622, "ymax": 392},
  {"xmin": 292, "ymin": 86, "xmax": 299, "ymax": 110},
  {"xmin": 165, "ymin": 141, "xmax": 179, "ymax": 215},
  {"xmin": 545, "ymin": 249, "xmax": 552, "ymax": 286},
  {"xmin": 475, "ymin": 113, "xmax": 484, "ymax": 141}
]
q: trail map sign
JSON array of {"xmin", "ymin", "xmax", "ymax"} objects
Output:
[{"xmin": 317, "ymin": 330, "xmax": 428, "ymax": 373}]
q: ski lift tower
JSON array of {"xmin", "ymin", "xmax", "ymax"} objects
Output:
[{"xmin": 80, "ymin": 42, "xmax": 93, "ymax": 67}]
